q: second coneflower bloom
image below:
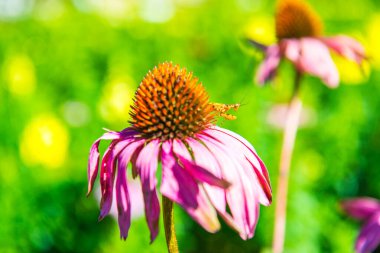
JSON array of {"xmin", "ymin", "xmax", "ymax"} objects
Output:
[
  {"xmin": 87, "ymin": 62, "xmax": 272, "ymax": 243},
  {"xmin": 249, "ymin": 0, "xmax": 366, "ymax": 87}
]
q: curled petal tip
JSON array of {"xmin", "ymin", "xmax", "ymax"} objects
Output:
[{"xmin": 246, "ymin": 38, "xmax": 268, "ymax": 51}]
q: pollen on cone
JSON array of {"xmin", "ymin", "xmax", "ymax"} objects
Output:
[{"xmin": 129, "ymin": 62, "xmax": 214, "ymax": 141}]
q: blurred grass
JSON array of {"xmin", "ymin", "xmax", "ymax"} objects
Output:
[{"xmin": 0, "ymin": 0, "xmax": 379, "ymax": 252}]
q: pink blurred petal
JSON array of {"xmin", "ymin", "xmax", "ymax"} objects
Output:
[
  {"xmin": 87, "ymin": 131, "xmax": 121, "ymax": 196},
  {"xmin": 116, "ymin": 140, "xmax": 145, "ymax": 239},
  {"xmin": 356, "ymin": 212, "xmax": 380, "ymax": 253},
  {"xmin": 342, "ymin": 198, "xmax": 380, "ymax": 221},
  {"xmin": 136, "ymin": 139, "xmax": 161, "ymax": 243},
  {"xmin": 256, "ymin": 45, "xmax": 281, "ymax": 84},
  {"xmin": 284, "ymin": 38, "xmax": 340, "ymax": 87},
  {"xmin": 282, "ymin": 39, "xmax": 301, "ymax": 62},
  {"xmin": 173, "ymin": 139, "xmax": 230, "ymax": 188},
  {"xmin": 322, "ymin": 35, "xmax": 366, "ymax": 64},
  {"xmin": 161, "ymin": 141, "xmax": 221, "ymax": 233},
  {"xmin": 206, "ymin": 126, "xmax": 272, "ymax": 206}
]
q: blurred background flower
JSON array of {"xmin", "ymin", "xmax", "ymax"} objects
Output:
[
  {"xmin": 341, "ymin": 198, "xmax": 380, "ymax": 253},
  {"xmin": 0, "ymin": 0, "xmax": 380, "ymax": 252}
]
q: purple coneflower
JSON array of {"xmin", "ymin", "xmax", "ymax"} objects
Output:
[
  {"xmin": 342, "ymin": 197, "xmax": 380, "ymax": 253},
  {"xmin": 249, "ymin": 0, "xmax": 366, "ymax": 87},
  {"xmin": 87, "ymin": 63, "xmax": 272, "ymax": 246}
]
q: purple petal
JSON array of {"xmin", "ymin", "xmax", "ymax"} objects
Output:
[
  {"xmin": 204, "ymin": 126, "xmax": 272, "ymax": 206},
  {"xmin": 135, "ymin": 139, "xmax": 161, "ymax": 243},
  {"xmin": 198, "ymin": 133, "xmax": 260, "ymax": 239},
  {"xmin": 87, "ymin": 131, "xmax": 122, "ymax": 196},
  {"xmin": 161, "ymin": 141, "xmax": 220, "ymax": 233},
  {"xmin": 116, "ymin": 140, "xmax": 145, "ymax": 239},
  {"xmin": 342, "ymin": 198, "xmax": 380, "ymax": 221},
  {"xmin": 356, "ymin": 211, "xmax": 380, "ymax": 253},
  {"xmin": 322, "ymin": 35, "xmax": 366, "ymax": 64},
  {"xmin": 173, "ymin": 139, "xmax": 230, "ymax": 188},
  {"xmin": 283, "ymin": 38, "xmax": 340, "ymax": 88},
  {"xmin": 255, "ymin": 45, "xmax": 281, "ymax": 85}
]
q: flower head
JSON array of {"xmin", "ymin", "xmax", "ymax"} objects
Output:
[
  {"xmin": 249, "ymin": 0, "xmax": 366, "ymax": 88},
  {"xmin": 342, "ymin": 197, "xmax": 380, "ymax": 253},
  {"xmin": 87, "ymin": 63, "xmax": 272, "ymax": 242}
]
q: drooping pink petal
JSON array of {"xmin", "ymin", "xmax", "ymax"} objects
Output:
[
  {"xmin": 98, "ymin": 142, "xmax": 117, "ymax": 220},
  {"xmin": 204, "ymin": 126, "xmax": 272, "ymax": 206},
  {"xmin": 255, "ymin": 45, "xmax": 281, "ymax": 84},
  {"xmin": 342, "ymin": 198, "xmax": 380, "ymax": 221},
  {"xmin": 322, "ymin": 35, "xmax": 366, "ymax": 64},
  {"xmin": 186, "ymin": 137, "xmax": 243, "ymax": 235},
  {"xmin": 98, "ymin": 135, "xmax": 141, "ymax": 220},
  {"xmin": 198, "ymin": 133, "xmax": 260, "ymax": 239},
  {"xmin": 161, "ymin": 140, "xmax": 221, "ymax": 233},
  {"xmin": 116, "ymin": 140, "xmax": 145, "ymax": 239},
  {"xmin": 87, "ymin": 131, "xmax": 121, "ymax": 196},
  {"xmin": 173, "ymin": 139, "xmax": 230, "ymax": 188},
  {"xmin": 355, "ymin": 211, "xmax": 380, "ymax": 253},
  {"xmin": 135, "ymin": 139, "xmax": 161, "ymax": 243},
  {"xmin": 283, "ymin": 38, "xmax": 340, "ymax": 88}
]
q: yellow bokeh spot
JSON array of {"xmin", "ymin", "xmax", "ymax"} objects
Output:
[
  {"xmin": 3, "ymin": 54, "xmax": 36, "ymax": 97},
  {"xmin": 20, "ymin": 115, "xmax": 69, "ymax": 169},
  {"xmin": 366, "ymin": 14, "xmax": 380, "ymax": 69},
  {"xmin": 98, "ymin": 77, "xmax": 135, "ymax": 125},
  {"xmin": 244, "ymin": 15, "xmax": 276, "ymax": 45},
  {"xmin": 333, "ymin": 54, "xmax": 370, "ymax": 85}
]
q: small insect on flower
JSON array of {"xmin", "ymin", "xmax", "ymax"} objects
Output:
[{"xmin": 210, "ymin": 102, "xmax": 241, "ymax": 120}]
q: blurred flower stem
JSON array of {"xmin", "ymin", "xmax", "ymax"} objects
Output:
[
  {"xmin": 272, "ymin": 71, "xmax": 302, "ymax": 253},
  {"xmin": 163, "ymin": 196, "xmax": 179, "ymax": 253}
]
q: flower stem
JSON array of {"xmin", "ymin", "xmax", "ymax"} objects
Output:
[
  {"xmin": 162, "ymin": 196, "xmax": 179, "ymax": 253},
  {"xmin": 272, "ymin": 71, "xmax": 303, "ymax": 253}
]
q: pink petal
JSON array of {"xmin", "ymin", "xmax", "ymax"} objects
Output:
[
  {"xmin": 255, "ymin": 45, "xmax": 281, "ymax": 84},
  {"xmin": 198, "ymin": 133, "xmax": 260, "ymax": 239},
  {"xmin": 161, "ymin": 141, "xmax": 221, "ymax": 233},
  {"xmin": 186, "ymin": 138, "xmax": 243, "ymax": 235},
  {"xmin": 322, "ymin": 35, "xmax": 366, "ymax": 64},
  {"xmin": 98, "ymin": 137, "xmax": 140, "ymax": 220},
  {"xmin": 116, "ymin": 140, "xmax": 144, "ymax": 239},
  {"xmin": 173, "ymin": 139, "xmax": 230, "ymax": 188},
  {"xmin": 283, "ymin": 38, "xmax": 340, "ymax": 88},
  {"xmin": 87, "ymin": 131, "xmax": 121, "ymax": 196},
  {"xmin": 356, "ymin": 212, "xmax": 380, "ymax": 253},
  {"xmin": 204, "ymin": 126, "xmax": 272, "ymax": 206},
  {"xmin": 342, "ymin": 198, "xmax": 380, "ymax": 221},
  {"xmin": 98, "ymin": 142, "xmax": 117, "ymax": 220},
  {"xmin": 135, "ymin": 139, "xmax": 161, "ymax": 243}
]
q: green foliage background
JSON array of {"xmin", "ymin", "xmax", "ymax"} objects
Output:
[{"xmin": 0, "ymin": 0, "xmax": 379, "ymax": 252}]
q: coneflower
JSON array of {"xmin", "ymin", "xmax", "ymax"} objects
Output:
[
  {"xmin": 249, "ymin": 0, "xmax": 366, "ymax": 87},
  {"xmin": 87, "ymin": 62, "xmax": 272, "ymax": 252}
]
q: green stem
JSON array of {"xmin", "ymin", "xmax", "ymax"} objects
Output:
[{"xmin": 162, "ymin": 196, "xmax": 179, "ymax": 253}]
